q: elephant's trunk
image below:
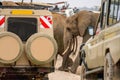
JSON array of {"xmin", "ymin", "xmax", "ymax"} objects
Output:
[
  {"xmin": 63, "ymin": 35, "xmax": 77, "ymax": 55},
  {"xmin": 59, "ymin": 39, "xmax": 74, "ymax": 71},
  {"xmin": 60, "ymin": 36, "xmax": 78, "ymax": 68}
]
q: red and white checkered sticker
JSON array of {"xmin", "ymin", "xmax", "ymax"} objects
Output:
[
  {"xmin": 0, "ymin": 16, "xmax": 5, "ymax": 28},
  {"xmin": 40, "ymin": 16, "xmax": 53, "ymax": 28}
]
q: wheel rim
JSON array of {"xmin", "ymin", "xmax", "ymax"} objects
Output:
[{"xmin": 104, "ymin": 53, "xmax": 113, "ymax": 80}]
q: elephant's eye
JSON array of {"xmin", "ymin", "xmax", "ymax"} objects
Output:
[{"xmin": 66, "ymin": 27, "xmax": 71, "ymax": 32}]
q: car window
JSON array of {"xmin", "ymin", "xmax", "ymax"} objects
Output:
[
  {"xmin": 7, "ymin": 17, "xmax": 37, "ymax": 41},
  {"xmin": 108, "ymin": 0, "xmax": 120, "ymax": 25}
]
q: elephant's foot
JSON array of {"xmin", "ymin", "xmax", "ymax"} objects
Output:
[
  {"xmin": 69, "ymin": 67, "xmax": 77, "ymax": 73},
  {"xmin": 58, "ymin": 66, "xmax": 69, "ymax": 72},
  {"xmin": 58, "ymin": 66, "xmax": 64, "ymax": 71},
  {"xmin": 69, "ymin": 63, "xmax": 78, "ymax": 73},
  {"xmin": 58, "ymin": 57, "xmax": 73, "ymax": 71}
]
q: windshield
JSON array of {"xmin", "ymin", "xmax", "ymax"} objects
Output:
[{"xmin": 7, "ymin": 17, "xmax": 37, "ymax": 41}]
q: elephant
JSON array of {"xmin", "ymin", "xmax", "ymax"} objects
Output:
[
  {"xmin": 1, "ymin": 1, "xmax": 34, "ymax": 6},
  {"xmin": 52, "ymin": 12, "xmax": 66, "ymax": 56},
  {"xmin": 52, "ymin": 12, "xmax": 74, "ymax": 67},
  {"xmin": 65, "ymin": 10, "xmax": 99, "ymax": 44},
  {"xmin": 59, "ymin": 10, "xmax": 100, "ymax": 73}
]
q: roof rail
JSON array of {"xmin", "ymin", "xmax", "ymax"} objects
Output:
[{"xmin": 0, "ymin": 5, "xmax": 52, "ymax": 10}]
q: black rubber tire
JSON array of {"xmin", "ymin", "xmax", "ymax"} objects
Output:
[
  {"xmin": 80, "ymin": 62, "xmax": 86, "ymax": 80},
  {"xmin": 42, "ymin": 77, "xmax": 49, "ymax": 80},
  {"xmin": 104, "ymin": 53, "xmax": 113, "ymax": 80}
]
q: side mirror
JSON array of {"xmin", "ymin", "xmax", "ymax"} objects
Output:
[{"xmin": 88, "ymin": 26, "xmax": 94, "ymax": 36}]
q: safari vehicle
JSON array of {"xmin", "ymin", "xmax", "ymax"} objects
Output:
[
  {"xmin": 80, "ymin": 0, "xmax": 120, "ymax": 80},
  {"xmin": 0, "ymin": 5, "xmax": 58, "ymax": 80}
]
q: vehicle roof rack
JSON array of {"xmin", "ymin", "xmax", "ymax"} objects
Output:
[{"xmin": 0, "ymin": 5, "xmax": 52, "ymax": 10}]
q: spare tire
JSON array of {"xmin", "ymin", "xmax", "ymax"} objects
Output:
[
  {"xmin": 0, "ymin": 32, "xmax": 23, "ymax": 64},
  {"xmin": 25, "ymin": 33, "xmax": 58, "ymax": 65}
]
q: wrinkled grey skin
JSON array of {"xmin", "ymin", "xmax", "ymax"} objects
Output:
[
  {"xmin": 52, "ymin": 12, "xmax": 65, "ymax": 56},
  {"xmin": 52, "ymin": 12, "xmax": 73, "ymax": 68},
  {"xmin": 59, "ymin": 10, "xmax": 100, "ymax": 73},
  {"xmin": 65, "ymin": 10, "xmax": 99, "ymax": 45}
]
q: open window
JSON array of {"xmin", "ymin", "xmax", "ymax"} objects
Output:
[
  {"xmin": 108, "ymin": 0, "xmax": 120, "ymax": 25},
  {"xmin": 7, "ymin": 17, "xmax": 37, "ymax": 41},
  {"xmin": 100, "ymin": 0, "xmax": 108, "ymax": 29}
]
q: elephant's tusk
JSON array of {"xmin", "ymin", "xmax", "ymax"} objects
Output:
[
  {"xmin": 60, "ymin": 39, "xmax": 73, "ymax": 69},
  {"xmin": 62, "ymin": 39, "xmax": 71, "ymax": 55},
  {"xmin": 70, "ymin": 37, "xmax": 74, "ymax": 53},
  {"xmin": 71, "ymin": 37, "xmax": 75, "ymax": 55},
  {"xmin": 62, "ymin": 36, "xmax": 78, "ymax": 55},
  {"xmin": 73, "ymin": 37, "xmax": 78, "ymax": 55}
]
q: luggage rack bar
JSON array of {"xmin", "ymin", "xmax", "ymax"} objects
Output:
[{"xmin": 0, "ymin": 6, "xmax": 51, "ymax": 10}]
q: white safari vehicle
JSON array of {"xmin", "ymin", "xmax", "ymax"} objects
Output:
[
  {"xmin": 0, "ymin": 5, "xmax": 58, "ymax": 80},
  {"xmin": 80, "ymin": 0, "xmax": 120, "ymax": 80}
]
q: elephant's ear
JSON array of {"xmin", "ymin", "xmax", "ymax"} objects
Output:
[
  {"xmin": 77, "ymin": 15, "xmax": 91, "ymax": 37},
  {"xmin": 91, "ymin": 12, "xmax": 100, "ymax": 34}
]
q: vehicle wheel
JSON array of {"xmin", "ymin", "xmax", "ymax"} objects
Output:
[
  {"xmin": 35, "ymin": 76, "xmax": 49, "ymax": 80},
  {"xmin": 104, "ymin": 53, "xmax": 113, "ymax": 80},
  {"xmin": 35, "ymin": 78, "xmax": 41, "ymax": 80},
  {"xmin": 80, "ymin": 62, "xmax": 86, "ymax": 80},
  {"xmin": 42, "ymin": 77, "xmax": 49, "ymax": 80}
]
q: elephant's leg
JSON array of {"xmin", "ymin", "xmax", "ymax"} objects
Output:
[
  {"xmin": 59, "ymin": 40, "xmax": 73, "ymax": 71},
  {"xmin": 59, "ymin": 48, "xmax": 73, "ymax": 71},
  {"xmin": 67, "ymin": 57, "xmax": 73, "ymax": 67},
  {"xmin": 54, "ymin": 52, "xmax": 60, "ymax": 66},
  {"xmin": 70, "ymin": 53, "xmax": 80, "ymax": 73}
]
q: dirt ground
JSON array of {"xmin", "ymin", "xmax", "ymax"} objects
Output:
[
  {"xmin": 48, "ymin": 37, "xmax": 82, "ymax": 80},
  {"xmin": 48, "ymin": 55, "xmax": 81, "ymax": 80},
  {"xmin": 48, "ymin": 70, "xmax": 80, "ymax": 80}
]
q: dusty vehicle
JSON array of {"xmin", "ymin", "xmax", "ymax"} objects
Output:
[
  {"xmin": 80, "ymin": 0, "xmax": 120, "ymax": 80},
  {"xmin": 0, "ymin": 5, "xmax": 58, "ymax": 80}
]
